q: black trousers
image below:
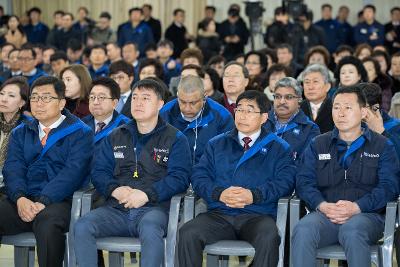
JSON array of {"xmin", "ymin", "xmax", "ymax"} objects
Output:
[
  {"xmin": 178, "ymin": 211, "xmax": 280, "ymax": 267},
  {"xmin": 0, "ymin": 198, "xmax": 71, "ymax": 267}
]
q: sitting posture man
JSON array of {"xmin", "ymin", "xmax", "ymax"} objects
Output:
[
  {"xmin": 292, "ymin": 86, "xmax": 400, "ymax": 267},
  {"xmin": 74, "ymin": 78, "xmax": 192, "ymax": 267},
  {"xmin": 264, "ymin": 77, "xmax": 320, "ymax": 159},
  {"xmin": 179, "ymin": 90, "xmax": 296, "ymax": 267},
  {"xmin": 82, "ymin": 77, "xmax": 130, "ymax": 145},
  {"xmin": 1, "ymin": 76, "xmax": 94, "ymax": 267},
  {"xmin": 160, "ymin": 75, "xmax": 233, "ymax": 164}
]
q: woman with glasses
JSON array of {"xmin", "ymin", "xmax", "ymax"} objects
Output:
[
  {"xmin": 0, "ymin": 77, "xmax": 29, "ymax": 167},
  {"xmin": 60, "ymin": 64, "xmax": 91, "ymax": 118}
]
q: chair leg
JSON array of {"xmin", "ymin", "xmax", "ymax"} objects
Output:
[
  {"xmin": 206, "ymin": 254, "xmax": 220, "ymax": 267},
  {"xmin": 14, "ymin": 246, "xmax": 31, "ymax": 267},
  {"xmin": 130, "ymin": 252, "xmax": 138, "ymax": 263},
  {"xmin": 108, "ymin": 251, "xmax": 124, "ymax": 267},
  {"xmin": 238, "ymin": 255, "xmax": 246, "ymax": 266},
  {"xmin": 220, "ymin": 255, "xmax": 229, "ymax": 267},
  {"xmin": 28, "ymin": 246, "xmax": 35, "ymax": 267},
  {"xmin": 316, "ymin": 258, "xmax": 325, "ymax": 267}
]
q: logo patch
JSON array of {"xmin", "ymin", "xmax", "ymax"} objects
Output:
[
  {"xmin": 318, "ymin": 154, "xmax": 331, "ymax": 160},
  {"xmin": 363, "ymin": 152, "xmax": 379, "ymax": 158},
  {"xmin": 293, "ymin": 129, "xmax": 300, "ymax": 135},
  {"xmin": 114, "ymin": 151, "xmax": 124, "ymax": 159},
  {"xmin": 113, "ymin": 145, "xmax": 127, "ymax": 150}
]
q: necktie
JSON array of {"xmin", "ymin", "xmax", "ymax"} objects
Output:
[
  {"xmin": 96, "ymin": 122, "xmax": 106, "ymax": 134},
  {"xmin": 242, "ymin": 137, "xmax": 252, "ymax": 151},
  {"xmin": 41, "ymin": 127, "xmax": 51, "ymax": 146},
  {"xmin": 116, "ymin": 95, "xmax": 127, "ymax": 113},
  {"xmin": 311, "ymin": 105, "xmax": 319, "ymax": 120}
]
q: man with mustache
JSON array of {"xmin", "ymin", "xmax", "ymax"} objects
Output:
[{"xmin": 264, "ymin": 77, "xmax": 320, "ymax": 160}]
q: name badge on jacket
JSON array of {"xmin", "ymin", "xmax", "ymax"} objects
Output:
[{"xmin": 318, "ymin": 153, "xmax": 331, "ymax": 160}]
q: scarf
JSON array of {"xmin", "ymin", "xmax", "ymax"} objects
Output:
[{"xmin": 0, "ymin": 111, "xmax": 21, "ymax": 166}]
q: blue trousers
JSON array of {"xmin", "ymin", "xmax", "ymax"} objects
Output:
[
  {"xmin": 291, "ymin": 211, "xmax": 384, "ymax": 267},
  {"xmin": 74, "ymin": 205, "xmax": 168, "ymax": 267}
]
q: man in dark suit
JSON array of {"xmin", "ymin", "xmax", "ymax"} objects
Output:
[
  {"xmin": 142, "ymin": 4, "xmax": 161, "ymax": 44},
  {"xmin": 82, "ymin": 77, "xmax": 129, "ymax": 145},
  {"xmin": 109, "ymin": 60, "xmax": 135, "ymax": 118},
  {"xmin": 300, "ymin": 64, "xmax": 334, "ymax": 133}
]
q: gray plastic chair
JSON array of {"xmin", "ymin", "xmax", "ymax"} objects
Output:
[
  {"xmin": 183, "ymin": 193, "xmax": 290, "ymax": 267},
  {"xmin": 80, "ymin": 189, "xmax": 183, "ymax": 267},
  {"xmin": 0, "ymin": 190, "xmax": 84, "ymax": 267},
  {"xmin": 289, "ymin": 196, "xmax": 397, "ymax": 267}
]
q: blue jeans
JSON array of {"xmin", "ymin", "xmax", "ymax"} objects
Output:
[
  {"xmin": 291, "ymin": 211, "xmax": 384, "ymax": 267},
  {"xmin": 74, "ymin": 205, "xmax": 168, "ymax": 267}
]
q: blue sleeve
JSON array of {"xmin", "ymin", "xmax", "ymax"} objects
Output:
[
  {"xmin": 91, "ymin": 135, "xmax": 119, "ymax": 198},
  {"xmin": 353, "ymin": 25, "xmax": 366, "ymax": 44},
  {"xmin": 356, "ymin": 141, "xmax": 400, "ymax": 212},
  {"xmin": 117, "ymin": 25, "xmax": 124, "ymax": 47},
  {"xmin": 39, "ymin": 128, "xmax": 94, "ymax": 204},
  {"xmin": 219, "ymin": 113, "xmax": 234, "ymax": 133},
  {"xmin": 296, "ymin": 140, "xmax": 326, "ymax": 210},
  {"xmin": 252, "ymin": 144, "xmax": 296, "ymax": 203},
  {"xmin": 301, "ymin": 124, "xmax": 320, "ymax": 156},
  {"xmin": 149, "ymin": 133, "xmax": 191, "ymax": 202},
  {"xmin": 383, "ymin": 128, "xmax": 400, "ymax": 161},
  {"xmin": 3, "ymin": 128, "xmax": 29, "ymax": 202},
  {"xmin": 191, "ymin": 140, "xmax": 224, "ymax": 203}
]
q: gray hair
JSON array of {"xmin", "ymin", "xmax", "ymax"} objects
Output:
[
  {"xmin": 299, "ymin": 64, "xmax": 332, "ymax": 84},
  {"xmin": 274, "ymin": 77, "xmax": 303, "ymax": 97},
  {"xmin": 177, "ymin": 75, "xmax": 205, "ymax": 95}
]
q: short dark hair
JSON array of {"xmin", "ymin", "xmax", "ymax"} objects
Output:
[
  {"xmin": 139, "ymin": 58, "xmax": 164, "ymax": 80},
  {"xmin": 335, "ymin": 56, "xmax": 368, "ymax": 84},
  {"xmin": 236, "ymin": 90, "xmax": 271, "ymax": 113},
  {"xmin": 20, "ymin": 46, "xmax": 36, "ymax": 59},
  {"xmin": 90, "ymin": 44, "xmax": 107, "ymax": 55},
  {"xmin": 354, "ymin": 43, "xmax": 372, "ymax": 58},
  {"xmin": 207, "ymin": 55, "xmax": 226, "ymax": 66},
  {"xmin": 391, "ymin": 7, "xmax": 400, "ymax": 14},
  {"xmin": 305, "ymin": 45, "xmax": 330, "ymax": 66},
  {"xmin": 173, "ymin": 8, "xmax": 184, "ymax": 16},
  {"xmin": 8, "ymin": 48, "xmax": 20, "ymax": 58},
  {"xmin": 358, "ymin": 82, "xmax": 382, "ymax": 106},
  {"xmin": 181, "ymin": 64, "xmax": 205, "ymax": 79},
  {"xmin": 144, "ymin": 43, "xmax": 157, "ymax": 53},
  {"xmin": 332, "ymin": 85, "xmax": 367, "ymax": 107},
  {"xmin": 392, "ymin": 52, "xmax": 400, "ymax": 59},
  {"xmin": 223, "ymin": 61, "xmax": 250, "ymax": 79},
  {"xmin": 204, "ymin": 67, "xmax": 221, "ymax": 92},
  {"xmin": 372, "ymin": 50, "xmax": 390, "ymax": 69},
  {"xmin": 277, "ymin": 43, "xmax": 293, "ymax": 54},
  {"xmin": 363, "ymin": 4, "xmax": 376, "ymax": 13},
  {"xmin": 180, "ymin": 48, "xmax": 203, "ymax": 65},
  {"xmin": 31, "ymin": 76, "xmax": 65, "ymax": 99},
  {"xmin": 28, "ymin": 7, "xmax": 41, "ymax": 16},
  {"xmin": 129, "ymin": 7, "xmax": 142, "ymax": 15},
  {"xmin": 245, "ymin": 51, "xmax": 268, "ymax": 73},
  {"xmin": 157, "ymin": 39, "xmax": 174, "ymax": 50},
  {"xmin": 78, "ymin": 6, "xmax": 89, "ymax": 15},
  {"xmin": 63, "ymin": 12, "xmax": 74, "ymax": 21},
  {"xmin": 132, "ymin": 78, "xmax": 165, "ymax": 99},
  {"xmin": 122, "ymin": 41, "xmax": 139, "ymax": 51},
  {"xmin": 146, "ymin": 76, "xmax": 170, "ymax": 102},
  {"xmin": 0, "ymin": 76, "xmax": 29, "ymax": 110},
  {"xmin": 1, "ymin": 42, "xmax": 15, "ymax": 50},
  {"xmin": 265, "ymin": 64, "xmax": 293, "ymax": 86},
  {"xmin": 99, "ymin": 11, "xmax": 111, "ymax": 20},
  {"xmin": 321, "ymin": 4, "xmax": 332, "ymax": 10},
  {"xmin": 54, "ymin": 10, "xmax": 64, "ymax": 17},
  {"xmin": 205, "ymin": 6, "xmax": 216, "ymax": 12},
  {"xmin": 109, "ymin": 60, "xmax": 134, "ymax": 77},
  {"xmin": 274, "ymin": 7, "xmax": 287, "ymax": 16},
  {"xmin": 43, "ymin": 45, "xmax": 56, "ymax": 53},
  {"xmin": 90, "ymin": 77, "xmax": 120, "ymax": 100},
  {"xmin": 142, "ymin": 4, "xmax": 152, "ymax": 11},
  {"xmin": 50, "ymin": 51, "xmax": 68, "ymax": 62},
  {"xmin": 335, "ymin": 45, "xmax": 354, "ymax": 55},
  {"xmin": 67, "ymin": 39, "xmax": 83, "ymax": 51},
  {"xmin": 259, "ymin": 48, "xmax": 277, "ymax": 64}
]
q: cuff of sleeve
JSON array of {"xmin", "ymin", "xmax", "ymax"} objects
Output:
[
  {"xmin": 251, "ymin": 189, "xmax": 263, "ymax": 204},
  {"xmin": 355, "ymin": 199, "xmax": 367, "ymax": 213},
  {"xmin": 311, "ymin": 196, "xmax": 326, "ymax": 211},
  {"xmin": 106, "ymin": 183, "xmax": 120, "ymax": 198},
  {"xmin": 211, "ymin": 187, "xmax": 225, "ymax": 202},
  {"xmin": 143, "ymin": 188, "xmax": 158, "ymax": 203},
  {"xmin": 38, "ymin": 195, "xmax": 51, "ymax": 206},
  {"xmin": 12, "ymin": 191, "xmax": 27, "ymax": 203}
]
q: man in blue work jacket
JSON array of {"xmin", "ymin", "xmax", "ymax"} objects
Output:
[
  {"xmin": 160, "ymin": 75, "xmax": 234, "ymax": 164},
  {"xmin": 0, "ymin": 76, "xmax": 94, "ymax": 267},
  {"xmin": 264, "ymin": 77, "xmax": 320, "ymax": 160},
  {"xmin": 292, "ymin": 86, "xmax": 400, "ymax": 267},
  {"xmin": 178, "ymin": 90, "xmax": 296, "ymax": 267}
]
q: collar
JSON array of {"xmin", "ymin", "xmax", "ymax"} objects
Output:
[
  {"xmin": 174, "ymin": 21, "xmax": 183, "ymax": 27},
  {"xmin": 23, "ymin": 68, "xmax": 37, "ymax": 76},
  {"xmin": 331, "ymin": 124, "xmax": 372, "ymax": 143},
  {"xmin": 11, "ymin": 70, "xmax": 21, "ymax": 76},
  {"xmin": 238, "ymin": 129, "xmax": 261, "ymax": 148},
  {"xmin": 94, "ymin": 113, "xmax": 114, "ymax": 127},
  {"xmin": 309, "ymin": 101, "xmax": 323, "ymax": 110},
  {"xmin": 273, "ymin": 110, "xmax": 299, "ymax": 129},
  {"xmin": 121, "ymin": 116, "xmax": 166, "ymax": 138},
  {"xmin": 38, "ymin": 114, "xmax": 66, "ymax": 139},
  {"xmin": 133, "ymin": 60, "xmax": 139, "ymax": 68}
]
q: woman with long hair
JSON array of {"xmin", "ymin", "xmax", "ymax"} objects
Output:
[{"xmin": 4, "ymin": 15, "xmax": 27, "ymax": 48}]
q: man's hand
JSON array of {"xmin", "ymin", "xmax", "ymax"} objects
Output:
[
  {"xmin": 364, "ymin": 108, "xmax": 385, "ymax": 134},
  {"xmin": 111, "ymin": 186, "xmax": 133, "ymax": 201},
  {"xmin": 120, "ymin": 189, "xmax": 149, "ymax": 209},
  {"xmin": 220, "ymin": 186, "xmax": 253, "ymax": 208},
  {"xmin": 17, "ymin": 197, "xmax": 37, "ymax": 222},
  {"xmin": 319, "ymin": 201, "xmax": 360, "ymax": 224},
  {"xmin": 32, "ymin": 202, "xmax": 46, "ymax": 214}
]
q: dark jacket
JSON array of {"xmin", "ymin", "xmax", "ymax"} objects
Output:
[
  {"xmin": 91, "ymin": 118, "xmax": 191, "ymax": 209},
  {"xmin": 382, "ymin": 111, "xmax": 400, "ymax": 161},
  {"xmin": 264, "ymin": 109, "xmax": 320, "ymax": 159},
  {"xmin": 160, "ymin": 98, "xmax": 234, "ymax": 164},
  {"xmin": 54, "ymin": 27, "xmax": 83, "ymax": 51},
  {"xmin": 3, "ymin": 109, "xmax": 94, "ymax": 205},
  {"xmin": 144, "ymin": 17, "xmax": 161, "ymax": 43},
  {"xmin": 196, "ymin": 33, "xmax": 222, "ymax": 63},
  {"xmin": 354, "ymin": 21, "xmax": 385, "ymax": 47},
  {"xmin": 218, "ymin": 18, "xmax": 249, "ymax": 61},
  {"xmin": 314, "ymin": 19, "xmax": 341, "ymax": 53},
  {"xmin": 385, "ymin": 21, "xmax": 400, "ymax": 54},
  {"xmin": 165, "ymin": 23, "xmax": 189, "ymax": 59},
  {"xmin": 264, "ymin": 21, "xmax": 294, "ymax": 49},
  {"xmin": 120, "ymin": 94, "xmax": 133, "ymax": 119},
  {"xmin": 65, "ymin": 98, "xmax": 90, "ymax": 119},
  {"xmin": 336, "ymin": 19, "xmax": 353, "ymax": 46},
  {"xmin": 192, "ymin": 127, "xmax": 296, "ymax": 217},
  {"xmin": 117, "ymin": 21, "xmax": 154, "ymax": 55},
  {"xmin": 301, "ymin": 98, "xmax": 334, "ymax": 134},
  {"xmin": 24, "ymin": 68, "xmax": 48, "ymax": 87},
  {"xmin": 82, "ymin": 111, "xmax": 130, "ymax": 144},
  {"xmin": 88, "ymin": 64, "xmax": 109, "ymax": 79},
  {"xmin": 296, "ymin": 126, "xmax": 400, "ymax": 212},
  {"xmin": 24, "ymin": 22, "xmax": 49, "ymax": 44}
]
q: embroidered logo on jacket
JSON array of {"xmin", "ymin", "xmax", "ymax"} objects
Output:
[
  {"xmin": 363, "ymin": 152, "xmax": 380, "ymax": 158},
  {"xmin": 318, "ymin": 154, "xmax": 331, "ymax": 160},
  {"xmin": 114, "ymin": 151, "xmax": 124, "ymax": 159}
]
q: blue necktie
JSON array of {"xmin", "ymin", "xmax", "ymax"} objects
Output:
[{"xmin": 116, "ymin": 95, "xmax": 127, "ymax": 113}]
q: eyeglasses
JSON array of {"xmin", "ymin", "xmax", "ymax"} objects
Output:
[
  {"xmin": 17, "ymin": 57, "xmax": 34, "ymax": 62},
  {"xmin": 273, "ymin": 94, "xmax": 300, "ymax": 101},
  {"xmin": 367, "ymin": 104, "xmax": 380, "ymax": 112},
  {"xmin": 234, "ymin": 108, "xmax": 263, "ymax": 115},
  {"xmin": 110, "ymin": 74, "xmax": 128, "ymax": 81},
  {"xmin": 89, "ymin": 95, "xmax": 113, "ymax": 102},
  {"xmin": 30, "ymin": 95, "xmax": 60, "ymax": 103}
]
